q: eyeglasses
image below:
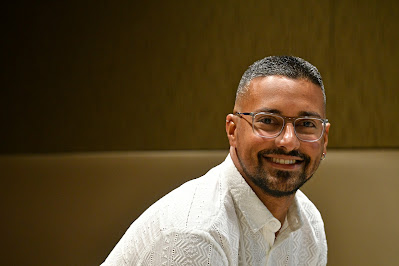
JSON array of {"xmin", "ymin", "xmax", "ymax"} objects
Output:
[{"xmin": 234, "ymin": 112, "xmax": 329, "ymax": 142}]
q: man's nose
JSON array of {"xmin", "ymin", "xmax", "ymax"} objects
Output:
[{"xmin": 275, "ymin": 123, "xmax": 300, "ymax": 151}]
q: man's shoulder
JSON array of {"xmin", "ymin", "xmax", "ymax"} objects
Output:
[
  {"xmin": 295, "ymin": 190, "xmax": 326, "ymax": 243},
  {"xmin": 104, "ymin": 162, "xmax": 237, "ymax": 265},
  {"xmin": 134, "ymin": 161, "xmax": 235, "ymax": 232},
  {"xmin": 296, "ymin": 190, "xmax": 322, "ymax": 213},
  {"xmin": 296, "ymin": 190, "xmax": 324, "ymax": 221}
]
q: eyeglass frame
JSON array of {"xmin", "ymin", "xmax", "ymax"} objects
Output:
[{"xmin": 233, "ymin": 112, "xmax": 329, "ymax": 142}]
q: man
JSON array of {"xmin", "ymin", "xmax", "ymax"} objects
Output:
[{"xmin": 102, "ymin": 56, "xmax": 330, "ymax": 265}]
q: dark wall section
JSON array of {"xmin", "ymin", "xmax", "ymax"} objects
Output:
[{"xmin": 2, "ymin": 0, "xmax": 399, "ymax": 153}]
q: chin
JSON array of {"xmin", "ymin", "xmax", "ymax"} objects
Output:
[{"xmin": 251, "ymin": 170, "xmax": 311, "ymax": 198}]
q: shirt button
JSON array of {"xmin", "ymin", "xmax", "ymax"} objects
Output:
[{"xmin": 269, "ymin": 220, "xmax": 280, "ymax": 231}]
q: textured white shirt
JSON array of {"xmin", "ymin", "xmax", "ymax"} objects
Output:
[{"xmin": 102, "ymin": 155, "xmax": 327, "ymax": 265}]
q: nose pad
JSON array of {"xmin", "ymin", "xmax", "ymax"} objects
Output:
[{"xmin": 276, "ymin": 123, "xmax": 300, "ymax": 151}]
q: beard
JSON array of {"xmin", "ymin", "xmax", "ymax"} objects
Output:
[{"xmin": 236, "ymin": 148, "xmax": 318, "ymax": 198}]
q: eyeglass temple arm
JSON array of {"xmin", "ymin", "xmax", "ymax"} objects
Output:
[{"xmin": 234, "ymin": 112, "xmax": 252, "ymax": 116}]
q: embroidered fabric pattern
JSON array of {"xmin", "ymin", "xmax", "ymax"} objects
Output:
[{"xmin": 102, "ymin": 155, "xmax": 327, "ymax": 266}]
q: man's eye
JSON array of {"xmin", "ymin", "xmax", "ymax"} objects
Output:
[
  {"xmin": 260, "ymin": 118, "xmax": 273, "ymax": 124},
  {"xmin": 301, "ymin": 120, "xmax": 316, "ymax": 127},
  {"xmin": 258, "ymin": 116, "xmax": 279, "ymax": 124}
]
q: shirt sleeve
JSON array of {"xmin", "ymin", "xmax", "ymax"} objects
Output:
[{"xmin": 102, "ymin": 229, "xmax": 229, "ymax": 266}]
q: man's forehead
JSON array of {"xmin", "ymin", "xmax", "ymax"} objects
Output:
[
  {"xmin": 249, "ymin": 75, "xmax": 318, "ymax": 91},
  {"xmin": 238, "ymin": 75, "xmax": 325, "ymax": 117}
]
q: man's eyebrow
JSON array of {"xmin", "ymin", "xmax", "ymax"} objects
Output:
[
  {"xmin": 298, "ymin": 111, "xmax": 322, "ymax": 118},
  {"xmin": 255, "ymin": 108, "xmax": 282, "ymax": 114}
]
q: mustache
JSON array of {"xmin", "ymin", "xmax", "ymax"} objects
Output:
[{"xmin": 258, "ymin": 149, "xmax": 310, "ymax": 161}]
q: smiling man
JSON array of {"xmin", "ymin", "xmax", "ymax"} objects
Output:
[{"xmin": 102, "ymin": 56, "xmax": 330, "ymax": 265}]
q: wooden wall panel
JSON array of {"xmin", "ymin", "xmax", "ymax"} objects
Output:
[
  {"xmin": 327, "ymin": 0, "xmax": 399, "ymax": 147},
  {"xmin": 2, "ymin": 0, "xmax": 398, "ymax": 153}
]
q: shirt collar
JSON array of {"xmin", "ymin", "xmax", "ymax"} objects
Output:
[{"xmin": 221, "ymin": 154, "xmax": 304, "ymax": 233}]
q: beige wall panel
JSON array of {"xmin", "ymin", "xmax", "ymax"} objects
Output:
[{"xmin": 1, "ymin": 150, "xmax": 398, "ymax": 265}]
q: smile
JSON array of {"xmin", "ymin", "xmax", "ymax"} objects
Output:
[{"xmin": 271, "ymin": 158, "xmax": 297, "ymax": 165}]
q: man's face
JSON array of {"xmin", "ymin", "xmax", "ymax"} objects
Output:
[{"xmin": 227, "ymin": 75, "xmax": 330, "ymax": 197}]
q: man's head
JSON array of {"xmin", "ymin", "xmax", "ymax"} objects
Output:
[{"xmin": 226, "ymin": 56, "xmax": 330, "ymax": 198}]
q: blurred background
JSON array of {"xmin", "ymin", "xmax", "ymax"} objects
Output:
[{"xmin": 1, "ymin": 0, "xmax": 398, "ymax": 265}]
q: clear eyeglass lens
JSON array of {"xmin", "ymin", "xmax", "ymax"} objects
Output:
[
  {"xmin": 294, "ymin": 118, "xmax": 323, "ymax": 141},
  {"xmin": 253, "ymin": 113, "xmax": 284, "ymax": 137},
  {"xmin": 252, "ymin": 113, "xmax": 324, "ymax": 141}
]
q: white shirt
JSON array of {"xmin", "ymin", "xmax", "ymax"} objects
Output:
[{"xmin": 102, "ymin": 155, "xmax": 327, "ymax": 265}]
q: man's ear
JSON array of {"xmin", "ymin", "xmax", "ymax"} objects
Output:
[
  {"xmin": 322, "ymin": 122, "xmax": 330, "ymax": 155},
  {"xmin": 226, "ymin": 114, "xmax": 237, "ymax": 147}
]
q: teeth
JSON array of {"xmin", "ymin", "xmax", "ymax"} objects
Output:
[{"xmin": 271, "ymin": 158, "xmax": 296, "ymax": 164}]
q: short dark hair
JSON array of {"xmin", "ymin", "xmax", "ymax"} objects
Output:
[{"xmin": 236, "ymin": 55, "xmax": 325, "ymax": 105}]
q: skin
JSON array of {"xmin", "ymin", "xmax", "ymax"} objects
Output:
[{"xmin": 226, "ymin": 75, "xmax": 330, "ymax": 228}]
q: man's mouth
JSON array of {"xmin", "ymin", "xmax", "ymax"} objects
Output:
[
  {"xmin": 270, "ymin": 158, "xmax": 298, "ymax": 165},
  {"xmin": 258, "ymin": 149, "xmax": 309, "ymax": 170},
  {"xmin": 263, "ymin": 156, "xmax": 304, "ymax": 169}
]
